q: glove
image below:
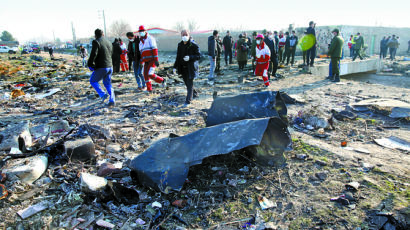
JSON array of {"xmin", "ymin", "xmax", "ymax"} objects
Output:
[
  {"xmin": 173, "ymin": 68, "xmax": 177, "ymax": 75},
  {"xmin": 88, "ymin": 67, "xmax": 94, "ymax": 71},
  {"xmin": 155, "ymin": 60, "xmax": 160, "ymax": 67},
  {"xmin": 183, "ymin": 56, "xmax": 189, "ymax": 61}
]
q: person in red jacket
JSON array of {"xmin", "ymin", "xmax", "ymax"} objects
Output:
[
  {"xmin": 138, "ymin": 25, "xmax": 166, "ymax": 92},
  {"xmin": 119, "ymin": 39, "xmax": 129, "ymax": 72},
  {"xmin": 255, "ymin": 34, "xmax": 271, "ymax": 87}
]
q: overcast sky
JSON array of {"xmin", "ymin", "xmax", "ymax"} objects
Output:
[{"xmin": 1, "ymin": 0, "xmax": 409, "ymax": 43}]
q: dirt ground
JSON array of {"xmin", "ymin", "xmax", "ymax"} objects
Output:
[{"xmin": 0, "ymin": 52, "xmax": 409, "ymax": 229}]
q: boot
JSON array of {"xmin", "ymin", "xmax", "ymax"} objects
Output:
[
  {"xmin": 332, "ymin": 74, "xmax": 340, "ymax": 82},
  {"xmin": 326, "ymin": 74, "xmax": 334, "ymax": 80}
]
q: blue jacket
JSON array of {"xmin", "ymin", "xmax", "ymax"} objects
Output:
[
  {"xmin": 208, "ymin": 36, "xmax": 217, "ymax": 58},
  {"xmin": 174, "ymin": 40, "xmax": 201, "ymax": 79}
]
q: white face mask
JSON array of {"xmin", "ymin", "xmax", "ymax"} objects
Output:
[
  {"xmin": 181, "ymin": 36, "xmax": 189, "ymax": 42},
  {"xmin": 256, "ymin": 40, "xmax": 261, "ymax": 45},
  {"xmin": 269, "ymin": 35, "xmax": 273, "ymax": 39},
  {"xmin": 129, "ymin": 39, "xmax": 134, "ymax": 42},
  {"xmin": 139, "ymin": 32, "xmax": 146, "ymax": 37}
]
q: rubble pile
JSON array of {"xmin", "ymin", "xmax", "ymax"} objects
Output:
[{"xmin": 0, "ymin": 53, "xmax": 409, "ymax": 229}]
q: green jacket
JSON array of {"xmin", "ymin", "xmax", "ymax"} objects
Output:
[
  {"xmin": 354, "ymin": 36, "xmax": 364, "ymax": 50},
  {"xmin": 251, "ymin": 39, "xmax": 257, "ymax": 57},
  {"xmin": 387, "ymin": 38, "xmax": 399, "ymax": 48},
  {"xmin": 328, "ymin": 35, "xmax": 344, "ymax": 58},
  {"xmin": 236, "ymin": 38, "xmax": 248, "ymax": 62}
]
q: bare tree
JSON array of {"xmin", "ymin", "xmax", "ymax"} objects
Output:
[
  {"xmin": 174, "ymin": 21, "xmax": 185, "ymax": 32},
  {"xmin": 109, "ymin": 20, "xmax": 132, "ymax": 38},
  {"xmin": 187, "ymin": 19, "xmax": 198, "ymax": 32}
]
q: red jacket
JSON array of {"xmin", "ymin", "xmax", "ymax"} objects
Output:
[
  {"xmin": 256, "ymin": 42, "xmax": 271, "ymax": 63},
  {"xmin": 139, "ymin": 33, "xmax": 159, "ymax": 64}
]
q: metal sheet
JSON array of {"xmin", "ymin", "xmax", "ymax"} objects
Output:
[
  {"xmin": 205, "ymin": 91, "xmax": 288, "ymax": 127},
  {"xmin": 130, "ymin": 117, "xmax": 291, "ymax": 193}
]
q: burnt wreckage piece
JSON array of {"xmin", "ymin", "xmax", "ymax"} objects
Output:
[{"xmin": 130, "ymin": 92, "xmax": 292, "ymax": 193}]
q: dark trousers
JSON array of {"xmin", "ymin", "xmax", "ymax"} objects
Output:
[
  {"xmin": 330, "ymin": 57, "xmax": 340, "ymax": 76},
  {"xmin": 383, "ymin": 48, "xmax": 388, "ymax": 58},
  {"xmin": 238, "ymin": 61, "xmax": 247, "ymax": 71},
  {"xmin": 112, "ymin": 56, "xmax": 120, "ymax": 72},
  {"xmin": 302, "ymin": 51, "xmax": 307, "ymax": 64},
  {"xmin": 306, "ymin": 45, "xmax": 316, "ymax": 66},
  {"xmin": 352, "ymin": 49, "xmax": 363, "ymax": 61},
  {"xmin": 268, "ymin": 57, "xmax": 278, "ymax": 79},
  {"xmin": 286, "ymin": 47, "xmax": 296, "ymax": 65},
  {"xmin": 181, "ymin": 68, "xmax": 196, "ymax": 104},
  {"xmin": 216, "ymin": 54, "xmax": 221, "ymax": 72},
  {"xmin": 224, "ymin": 49, "xmax": 233, "ymax": 65}
]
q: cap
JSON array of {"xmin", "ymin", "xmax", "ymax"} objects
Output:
[
  {"xmin": 252, "ymin": 31, "xmax": 257, "ymax": 36},
  {"xmin": 309, "ymin": 21, "xmax": 315, "ymax": 25},
  {"xmin": 256, "ymin": 34, "xmax": 264, "ymax": 39},
  {"xmin": 138, "ymin": 25, "xmax": 146, "ymax": 32}
]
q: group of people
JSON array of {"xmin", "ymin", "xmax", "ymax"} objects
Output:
[
  {"xmin": 379, "ymin": 35, "xmax": 400, "ymax": 60},
  {"xmin": 208, "ymin": 21, "xmax": 318, "ymax": 87},
  {"xmin": 87, "ymin": 26, "xmax": 166, "ymax": 107},
  {"xmin": 112, "ymin": 38, "xmax": 129, "ymax": 72}
]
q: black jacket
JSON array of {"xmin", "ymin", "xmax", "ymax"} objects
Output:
[
  {"xmin": 127, "ymin": 36, "xmax": 141, "ymax": 62},
  {"xmin": 307, "ymin": 27, "xmax": 316, "ymax": 45},
  {"xmin": 264, "ymin": 37, "xmax": 277, "ymax": 58},
  {"xmin": 88, "ymin": 37, "xmax": 113, "ymax": 68},
  {"xmin": 174, "ymin": 40, "xmax": 201, "ymax": 79},
  {"xmin": 112, "ymin": 41, "xmax": 122, "ymax": 58},
  {"xmin": 208, "ymin": 36, "xmax": 217, "ymax": 58},
  {"xmin": 223, "ymin": 35, "xmax": 234, "ymax": 50}
]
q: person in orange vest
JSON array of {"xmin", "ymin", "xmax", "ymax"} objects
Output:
[
  {"xmin": 254, "ymin": 34, "xmax": 271, "ymax": 87},
  {"xmin": 119, "ymin": 38, "xmax": 129, "ymax": 72},
  {"xmin": 138, "ymin": 25, "xmax": 166, "ymax": 92}
]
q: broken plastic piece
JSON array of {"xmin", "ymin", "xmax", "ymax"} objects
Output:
[
  {"xmin": 0, "ymin": 184, "xmax": 8, "ymax": 200},
  {"xmin": 17, "ymin": 201, "xmax": 48, "ymax": 219},
  {"xmin": 258, "ymin": 196, "xmax": 276, "ymax": 210}
]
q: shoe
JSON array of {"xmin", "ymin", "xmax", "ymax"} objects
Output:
[
  {"xmin": 310, "ymin": 64, "xmax": 314, "ymax": 67},
  {"xmin": 107, "ymin": 101, "xmax": 115, "ymax": 107},
  {"xmin": 207, "ymin": 79, "xmax": 214, "ymax": 85},
  {"xmin": 326, "ymin": 75, "xmax": 334, "ymax": 80},
  {"xmin": 181, "ymin": 102, "xmax": 190, "ymax": 108},
  {"xmin": 161, "ymin": 78, "xmax": 167, "ymax": 88},
  {"xmin": 101, "ymin": 94, "xmax": 108, "ymax": 103},
  {"xmin": 332, "ymin": 75, "xmax": 340, "ymax": 82}
]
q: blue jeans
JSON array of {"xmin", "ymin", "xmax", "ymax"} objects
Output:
[
  {"xmin": 90, "ymin": 67, "xmax": 115, "ymax": 103},
  {"xmin": 82, "ymin": 57, "xmax": 87, "ymax": 67},
  {"xmin": 133, "ymin": 61, "xmax": 146, "ymax": 88},
  {"xmin": 208, "ymin": 56, "xmax": 216, "ymax": 80}
]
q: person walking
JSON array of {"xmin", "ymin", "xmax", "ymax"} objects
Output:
[
  {"xmin": 138, "ymin": 25, "xmax": 166, "ymax": 92},
  {"xmin": 88, "ymin": 29, "xmax": 115, "ymax": 107},
  {"xmin": 126, "ymin": 31, "xmax": 146, "ymax": 90},
  {"xmin": 286, "ymin": 30, "xmax": 298, "ymax": 65},
  {"xmin": 236, "ymin": 34, "xmax": 249, "ymax": 71},
  {"xmin": 173, "ymin": 30, "xmax": 201, "ymax": 107},
  {"xmin": 278, "ymin": 31, "xmax": 286, "ymax": 63},
  {"xmin": 352, "ymin": 32, "xmax": 364, "ymax": 61},
  {"xmin": 327, "ymin": 28, "xmax": 344, "ymax": 82},
  {"xmin": 112, "ymin": 38, "xmax": 121, "ymax": 73},
  {"xmin": 264, "ymin": 31, "xmax": 278, "ymax": 80},
  {"xmin": 254, "ymin": 34, "xmax": 271, "ymax": 87},
  {"xmin": 207, "ymin": 30, "xmax": 218, "ymax": 85},
  {"xmin": 348, "ymin": 35, "xmax": 353, "ymax": 57},
  {"xmin": 79, "ymin": 45, "xmax": 88, "ymax": 67},
  {"xmin": 48, "ymin": 46, "xmax": 54, "ymax": 58},
  {"xmin": 251, "ymin": 31, "xmax": 258, "ymax": 72},
  {"xmin": 215, "ymin": 36, "xmax": 223, "ymax": 73},
  {"xmin": 387, "ymin": 35, "xmax": 399, "ymax": 60},
  {"xmin": 273, "ymin": 31, "xmax": 279, "ymax": 54},
  {"xmin": 119, "ymin": 38, "xmax": 129, "ymax": 72},
  {"xmin": 223, "ymin": 30, "xmax": 234, "ymax": 65},
  {"xmin": 306, "ymin": 21, "xmax": 316, "ymax": 66},
  {"xmin": 379, "ymin": 36, "xmax": 388, "ymax": 59}
]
